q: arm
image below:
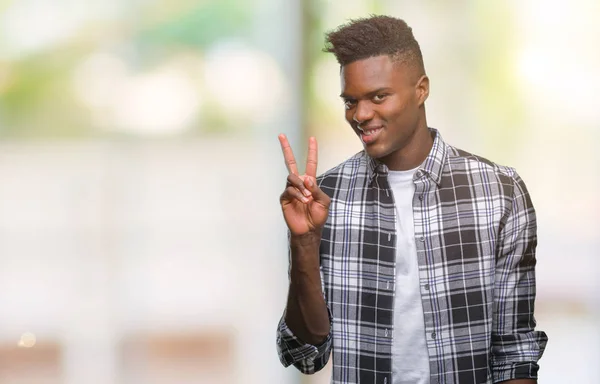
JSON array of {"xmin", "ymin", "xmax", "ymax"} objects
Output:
[
  {"xmin": 285, "ymin": 231, "xmax": 330, "ymax": 345},
  {"xmin": 276, "ymin": 227, "xmax": 333, "ymax": 374},
  {"xmin": 491, "ymin": 171, "xmax": 548, "ymax": 383},
  {"xmin": 275, "ymin": 135, "xmax": 333, "ymax": 374}
]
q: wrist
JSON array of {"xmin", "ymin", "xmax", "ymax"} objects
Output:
[
  {"xmin": 290, "ymin": 231, "xmax": 322, "ymax": 247},
  {"xmin": 290, "ymin": 232, "xmax": 321, "ymax": 267}
]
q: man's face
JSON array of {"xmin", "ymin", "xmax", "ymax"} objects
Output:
[{"xmin": 340, "ymin": 55, "xmax": 428, "ymax": 165}]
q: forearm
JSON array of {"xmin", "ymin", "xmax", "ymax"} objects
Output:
[{"xmin": 284, "ymin": 232, "xmax": 330, "ymax": 345}]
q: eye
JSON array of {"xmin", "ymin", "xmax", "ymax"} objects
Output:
[
  {"xmin": 373, "ymin": 94, "xmax": 387, "ymax": 103},
  {"xmin": 343, "ymin": 99, "xmax": 356, "ymax": 110}
]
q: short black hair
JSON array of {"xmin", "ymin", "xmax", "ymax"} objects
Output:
[{"xmin": 324, "ymin": 15, "xmax": 425, "ymax": 74}]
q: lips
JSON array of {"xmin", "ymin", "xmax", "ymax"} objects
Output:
[{"xmin": 358, "ymin": 126, "xmax": 383, "ymax": 144}]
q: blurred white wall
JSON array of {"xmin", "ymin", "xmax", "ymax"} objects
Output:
[{"xmin": 0, "ymin": 139, "xmax": 295, "ymax": 383}]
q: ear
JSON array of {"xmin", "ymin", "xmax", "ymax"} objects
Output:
[{"xmin": 415, "ymin": 75, "xmax": 429, "ymax": 106}]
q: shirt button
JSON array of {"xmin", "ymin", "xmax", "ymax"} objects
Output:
[
  {"xmin": 385, "ymin": 329, "xmax": 389, "ymax": 337},
  {"xmin": 424, "ymin": 284, "xmax": 430, "ymax": 290},
  {"xmin": 431, "ymin": 332, "xmax": 436, "ymax": 339},
  {"xmin": 384, "ymin": 377, "xmax": 388, "ymax": 384},
  {"xmin": 419, "ymin": 236, "xmax": 425, "ymax": 242},
  {"xmin": 419, "ymin": 194, "xmax": 423, "ymax": 201},
  {"xmin": 415, "ymin": 171, "xmax": 422, "ymax": 177}
]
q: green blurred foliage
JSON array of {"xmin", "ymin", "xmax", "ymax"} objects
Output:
[
  {"xmin": 136, "ymin": 0, "xmax": 251, "ymax": 50},
  {"xmin": 0, "ymin": 48, "xmax": 94, "ymax": 138},
  {"xmin": 0, "ymin": 0, "xmax": 252, "ymax": 139}
]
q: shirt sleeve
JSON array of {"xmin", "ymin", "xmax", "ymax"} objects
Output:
[
  {"xmin": 491, "ymin": 170, "xmax": 548, "ymax": 383},
  {"xmin": 275, "ymin": 306, "xmax": 333, "ymax": 374}
]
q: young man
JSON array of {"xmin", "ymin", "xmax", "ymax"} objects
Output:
[{"xmin": 276, "ymin": 16, "xmax": 547, "ymax": 384}]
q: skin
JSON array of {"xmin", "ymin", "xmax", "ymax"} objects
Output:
[
  {"xmin": 278, "ymin": 54, "xmax": 535, "ymax": 383},
  {"xmin": 341, "ymin": 55, "xmax": 433, "ymax": 171}
]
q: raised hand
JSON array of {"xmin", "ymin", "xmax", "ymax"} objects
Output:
[{"xmin": 278, "ymin": 134, "xmax": 330, "ymax": 237}]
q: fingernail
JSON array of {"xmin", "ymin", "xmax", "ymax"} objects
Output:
[
  {"xmin": 306, "ymin": 178, "xmax": 313, "ymax": 187},
  {"xmin": 302, "ymin": 196, "xmax": 309, "ymax": 203},
  {"xmin": 303, "ymin": 189, "xmax": 312, "ymax": 197}
]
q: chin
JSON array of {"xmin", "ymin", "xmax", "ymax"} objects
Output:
[{"xmin": 364, "ymin": 145, "xmax": 389, "ymax": 160}]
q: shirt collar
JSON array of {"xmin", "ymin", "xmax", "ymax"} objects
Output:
[{"xmin": 366, "ymin": 127, "xmax": 447, "ymax": 186}]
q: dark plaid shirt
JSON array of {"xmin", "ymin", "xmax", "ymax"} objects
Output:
[{"xmin": 277, "ymin": 129, "xmax": 547, "ymax": 384}]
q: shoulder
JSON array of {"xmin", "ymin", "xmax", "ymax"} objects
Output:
[
  {"xmin": 443, "ymin": 143, "xmax": 535, "ymax": 206},
  {"xmin": 443, "ymin": 144, "xmax": 535, "ymax": 219},
  {"xmin": 317, "ymin": 150, "xmax": 368, "ymax": 181},
  {"xmin": 316, "ymin": 151, "xmax": 369, "ymax": 195},
  {"xmin": 445, "ymin": 144, "xmax": 521, "ymax": 187}
]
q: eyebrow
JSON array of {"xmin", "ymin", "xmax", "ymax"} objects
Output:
[{"xmin": 340, "ymin": 87, "xmax": 393, "ymax": 99}]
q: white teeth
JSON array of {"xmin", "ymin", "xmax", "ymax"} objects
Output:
[{"xmin": 362, "ymin": 128, "xmax": 380, "ymax": 136}]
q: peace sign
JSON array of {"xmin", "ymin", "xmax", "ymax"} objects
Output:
[{"xmin": 278, "ymin": 134, "xmax": 331, "ymax": 237}]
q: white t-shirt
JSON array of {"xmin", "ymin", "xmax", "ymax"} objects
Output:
[{"xmin": 387, "ymin": 169, "xmax": 430, "ymax": 384}]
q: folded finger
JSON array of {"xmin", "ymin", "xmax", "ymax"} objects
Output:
[
  {"xmin": 288, "ymin": 174, "xmax": 312, "ymax": 198},
  {"xmin": 281, "ymin": 186, "xmax": 309, "ymax": 204}
]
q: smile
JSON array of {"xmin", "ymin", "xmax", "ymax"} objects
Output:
[{"xmin": 359, "ymin": 126, "xmax": 383, "ymax": 144}]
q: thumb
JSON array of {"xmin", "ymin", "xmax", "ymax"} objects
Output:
[{"xmin": 304, "ymin": 177, "xmax": 330, "ymax": 205}]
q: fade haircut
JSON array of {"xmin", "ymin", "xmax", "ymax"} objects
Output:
[{"xmin": 324, "ymin": 15, "xmax": 425, "ymax": 75}]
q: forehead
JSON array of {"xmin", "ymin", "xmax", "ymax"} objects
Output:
[{"xmin": 340, "ymin": 55, "xmax": 413, "ymax": 95}]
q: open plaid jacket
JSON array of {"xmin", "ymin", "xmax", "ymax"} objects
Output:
[{"xmin": 276, "ymin": 129, "xmax": 547, "ymax": 384}]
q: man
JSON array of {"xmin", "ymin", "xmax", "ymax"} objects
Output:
[{"xmin": 276, "ymin": 15, "xmax": 547, "ymax": 384}]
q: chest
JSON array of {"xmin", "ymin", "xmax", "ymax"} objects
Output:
[{"xmin": 320, "ymin": 174, "xmax": 511, "ymax": 290}]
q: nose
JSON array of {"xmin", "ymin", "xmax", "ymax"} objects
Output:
[{"xmin": 352, "ymin": 100, "xmax": 374, "ymax": 125}]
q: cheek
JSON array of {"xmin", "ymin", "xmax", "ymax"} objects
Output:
[
  {"xmin": 384, "ymin": 96, "xmax": 417, "ymax": 123},
  {"xmin": 381, "ymin": 102, "xmax": 407, "ymax": 122},
  {"xmin": 344, "ymin": 109, "xmax": 356, "ymax": 124}
]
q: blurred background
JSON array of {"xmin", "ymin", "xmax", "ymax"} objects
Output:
[{"xmin": 0, "ymin": 0, "xmax": 598, "ymax": 383}]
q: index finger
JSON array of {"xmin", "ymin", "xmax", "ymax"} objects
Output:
[
  {"xmin": 305, "ymin": 136, "xmax": 318, "ymax": 178},
  {"xmin": 278, "ymin": 134, "xmax": 299, "ymax": 175}
]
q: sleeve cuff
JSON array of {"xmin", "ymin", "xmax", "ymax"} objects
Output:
[
  {"xmin": 492, "ymin": 361, "xmax": 540, "ymax": 383},
  {"xmin": 491, "ymin": 330, "xmax": 548, "ymax": 382},
  {"xmin": 276, "ymin": 308, "xmax": 333, "ymax": 369}
]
